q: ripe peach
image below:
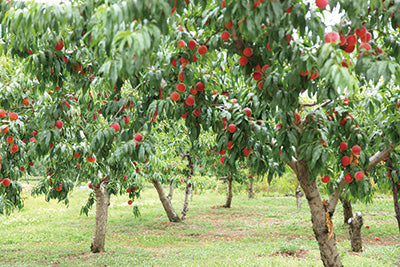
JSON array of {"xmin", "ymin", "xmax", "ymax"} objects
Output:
[
  {"xmin": 171, "ymin": 92, "xmax": 180, "ymax": 101},
  {"xmin": 176, "ymin": 83, "xmax": 186, "ymax": 92},
  {"xmin": 355, "ymin": 172, "xmax": 365, "ymax": 181},
  {"xmin": 6, "ymin": 136, "xmax": 13, "ymax": 144},
  {"xmin": 351, "ymin": 145, "xmax": 361, "ymax": 155},
  {"xmin": 239, "ymin": 56, "xmax": 248, "ymax": 66},
  {"xmin": 324, "ymin": 32, "xmax": 340, "ymax": 43},
  {"xmin": 243, "ymin": 47, "xmax": 253, "ymax": 57},
  {"xmin": 228, "ymin": 124, "xmax": 237, "ymax": 133},
  {"xmin": 316, "ymin": 0, "xmax": 329, "ymax": 9},
  {"xmin": 253, "ymin": 71, "xmax": 262, "ymax": 81},
  {"xmin": 243, "ymin": 108, "xmax": 252, "ymax": 117},
  {"xmin": 186, "ymin": 96, "xmax": 195, "ymax": 106},
  {"xmin": 11, "ymin": 144, "xmax": 18, "ymax": 153},
  {"xmin": 9, "ymin": 112, "xmax": 18, "ymax": 121},
  {"xmin": 344, "ymin": 173, "xmax": 353, "ymax": 183},
  {"xmin": 134, "ymin": 133, "xmax": 143, "ymax": 142},
  {"xmin": 321, "ymin": 175, "xmax": 330, "ymax": 183},
  {"xmin": 178, "ymin": 40, "xmax": 186, "ymax": 48},
  {"xmin": 198, "ymin": 45, "xmax": 207, "ymax": 55},
  {"xmin": 111, "ymin": 123, "xmax": 120, "ymax": 132},
  {"xmin": 188, "ymin": 40, "xmax": 197, "ymax": 50},
  {"xmin": 339, "ymin": 142, "xmax": 348, "ymax": 151},
  {"xmin": 196, "ymin": 81, "xmax": 205, "ymax": 91},
  {"xmin": 2, "ymin": 178, "xmax": 11, "ymax": 187},
  {"xmin": 221, "ymin": 31, "xmax": 230, "ymax": 41},
  {"xmin": 55, "ymin": 40, "xmax": 64, "ymax": 51},
  {"xmin": 55, "ymin": 120, "xmax": 63, "ymax": 129},
  {"xmin": 341, "ymin": 156, "xmax": 351, "ymax": 167}
]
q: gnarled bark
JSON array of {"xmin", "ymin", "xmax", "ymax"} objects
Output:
[
  {"xmin": 387, "ymin": 155, "xmax": 400, "ymax": 233},
  {"xmin": 296, "ymin": 180, "xmax": 304, "ymax": 209},
  {"xmin": 181, "ymin": 182, "xmax": 192, "ymax": 220},
  {"xmin": 340, "ymin": 196, "xmax": 353, "ymax": 224},
  {"xmin": 151, "ymin": 178, "xmax": 181, "ymax": 223},
  {"xmin": 348, "ymin": 212, "xmax": 364, "ymax": 252},
  {"xmin": 296, "ymin": 159, "xmax": 342, "ymax": 267},
  {"xmin": 248, "ymin": 176, "xmax": 255, "ymax": 199},
  {"xmin": 91, "ymin": 179, "xmax": 110, "ymax": 253},
  {"xmin": 167, "ymin": 182, "xmax": 174, "ymax": 201},
  {"xmin": 220, "ymin": 172, "xmax": 233, "ymax": 208}
]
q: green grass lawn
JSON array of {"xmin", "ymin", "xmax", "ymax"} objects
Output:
[{"xmin": 0, "ymin": 184, "xmax": 399, "ymax": 266}]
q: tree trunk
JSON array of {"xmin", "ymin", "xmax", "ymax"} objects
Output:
[
  {"xmin": 221, "ymin": 172, "xmax": 233, "ymax": 208},
  {"xmin": 348, "ymin": 211, "xmax": 363, "ymax": 252},
  {"xmin": 90, "ymin": 181, "xmax": 110, "ymax": 253},
  {"xmin": 296, "ymin": 159, "xmax": 342, "ymax": 267},
  {"xmin": 340, "ymin": 196, "xmax": 353, "ymax": 224},
  {"xmin": 248, "ymin": 177, "xmax": 255, "ymax": 199},
  {"xmin": 296, "ymin": 180, "xmax": 304, "ymax": 209},
  {"xmin": 181, "ymin": 182, "xmax": 192, "ymax": 220},
  {"xmin": 167, "ymin": 182, "xmax": 174, "ymax": 201},
  {"xmin": 387, "ymin": 156, "xmax": 400, "ymax": 233},
  {"xmin": 151, "ymin": 178, "xmax": 181, "ymax": 222}
]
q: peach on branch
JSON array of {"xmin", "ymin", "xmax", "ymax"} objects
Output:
[
  {"xmin": 344, "ymin": 173, "xmax": 353, "ymax": 183},
  {"xmin": 221, "ymin": 31, "xmax": 230, "ymax": 41},
  {"xmin": 134, "ymin": 133, "xmax": 143, "ymax": 142},
  {"xmin": 228, "ymin": 124, "xmax": 237, "ymax": 133},
  {"xmin": 171, "ymin": 92, "xmax": 180, "ymax": 101},
  {"xmin": 339, "ymin": 142, "xmax": 348, "ymax": 151},
  {"xmin": 188, "ymin": 40, "xmax": 197, "ymax": 50},
  {"xmin": 351, "ymin": 145, "xmax": 361, "ymax": 155},
  {"xmin": 111, "ymin": 123, "xmax": 120, "ymax": 132},
  {"xmin": 321, "ymin": 175, "xmax": 330, "ymax": 183},
  {"xmin": 196, "ymin": 81, "xmax": 205, "ymax": 91},
  {"xmin": 177, "ymin": 83, "xmax": 186, "ymax": 92},
  {"xmin": 198, "ymin": 45, "xmax": 207, "ymax": 55},
  {"xmin": 341, "ymin": 156, "xmax": 351, "ymax": 167},
  {"xmin": 2, "ymin": 178, "xmax": 11, "ymax": 187},
  {"xmin": 316, "ymin": 0, "xmax": 329, "ymax": 9},
  {"xmin": 186, "ymin": 96, "xmax": 195, "ymax": 106},
  {"xmin": 9, "ymin": 112, "xmax": 18, "ymax": 121}
]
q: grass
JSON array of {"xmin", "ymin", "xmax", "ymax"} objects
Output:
[{"xmin": 0, "ymin": 184, "xmax": 399, "ymax": 267}]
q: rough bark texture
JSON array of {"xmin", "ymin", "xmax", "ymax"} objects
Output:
[
  {"xmin": 220, "ymin": 172, "xmax": 233, "ymax": 208},
  {"xmin": 248, "ymin": 177, "xmax": 255, "ymax": 199},
  {"xmin": 167, "ymin": 182, "xmax": 174, "ymax": 201},
  {"xmin": 296, "ymin": 159, "xmax": 343, "ymax": 267},
  {"xmin": 181, "ymin": 153, "xmax": 194, "ymax": 220},
  {"xmin": 181, "ymin": 182, "xmax": 192, "ymax": 220},
  {"xmin": 151, "ymin": 178, "xmax": 181, "ymax": 222},
  {"xmin": 348, "ymin": 212, "xmax": 364, "ymax": 252},
  {"xmin": 296, "ymin": 180, "xmax": 304, "ymax": 209},
  {"xmin": 90, "ymin": 181, "xmax": 110, "ymax": 253},
  {"xmin": 340, "ymin": 196, "xmax": 353, "ymax": 224},
  {"xmin": 387, "ymin": 156, "xmax": 400, "ymax": 233}
]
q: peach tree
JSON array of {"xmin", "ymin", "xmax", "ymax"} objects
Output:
[{"xmin": 0, "ymin": 0, "xmax": 187, "ymax": 253}]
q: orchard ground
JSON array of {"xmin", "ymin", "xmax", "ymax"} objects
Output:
[{"xmin": 0, "ymin": 178, "xmax": 399, "ymax": 267}]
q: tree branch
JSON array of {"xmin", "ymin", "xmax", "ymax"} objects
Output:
[
  {"xmin": 231, "ymin": 26, "xmax": 245, "ymax": 56},
  {"xmin": 327, "ymin": 143, "xmax": 398, "ymax": 217}
]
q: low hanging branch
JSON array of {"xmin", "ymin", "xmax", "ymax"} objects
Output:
[{"xmin": 327, "ymin": 143, "xmax": 397, "ymax": 217}]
